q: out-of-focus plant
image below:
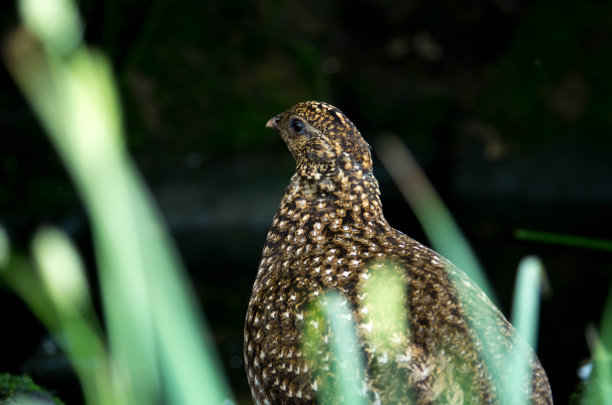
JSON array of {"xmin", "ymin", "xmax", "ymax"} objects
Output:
[
  {"xmin": 516, "ymin": 229, "xmax": 612, "ymax": 252},
  {"xmin": 517, "ymin": 229, "xmax": 612, "ymax": 403},
  {"xmin": 303, "ymin": 291, "xmax": 367, "ymax": 405},
  {"xmin": 582, "ymin": 283, "xmax": 612, "ymax": 405},
  {"xmin": 3, "ymin": 0, "xmax": 233, "ymax": 404},
  {"xmin": 508, "ymin": 256, "xmax": 544, "ymax": 405}
]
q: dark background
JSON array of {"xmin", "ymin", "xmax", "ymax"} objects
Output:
[{"xmin": 2, "ymin": 0, "xmax": 612, "ymax": 403}]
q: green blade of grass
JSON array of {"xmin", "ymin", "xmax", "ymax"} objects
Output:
[
  {"xmin": 584, "ymin": 282, "xmax": 612, "ymax": 405},
  {"xmin": 508, "ymin": 256, "xmax": 543, "ymax": 405},
  {"xmin": 511, "ymin": 256, "xmax": 543, "ymax": 355},
  {"xmin": 304, "ymin": 291, "xmax": 367, "ymax": 405},
  {"xmin": 515, "ymin": 229, "xmax": 612, "ymax": 252},
  {"xmin": 324, "ymin": 292, "xmax": 368, "ymax": 405}
]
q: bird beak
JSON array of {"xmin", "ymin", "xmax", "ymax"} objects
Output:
[{"xmin": 266, "ymin": 116, "xmax": 279, "ymax": 130}]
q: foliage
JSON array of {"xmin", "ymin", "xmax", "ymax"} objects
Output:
[
  {"xmin": 0, "ymin": 373, "xmax": 65, "ymax": 405},
  {"xmin": 3, "ymin": 0, "xmax": 232, "ymax": 404}
]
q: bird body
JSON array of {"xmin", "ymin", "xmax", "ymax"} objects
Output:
[{"xmin": 244, "ymin": 101, "xmax": 553, "ymax": 404}]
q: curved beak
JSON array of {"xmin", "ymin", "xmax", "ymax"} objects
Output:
[{"xmin": 266, "ymin": 116, "xmax": 279, "ymax": 130}]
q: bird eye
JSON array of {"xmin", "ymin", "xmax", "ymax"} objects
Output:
[{"xmin": 289, "ymin": 118, "xmax": 305, "ymax": 134}]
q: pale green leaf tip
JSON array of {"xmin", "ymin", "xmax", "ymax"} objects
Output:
[
  {"xmin": 19, "ymin": 0, "xmax": 83, "ymax": 55},
  {"xmin": 32, "ymin": 227, "xmax": 89, "ymax": 311}
]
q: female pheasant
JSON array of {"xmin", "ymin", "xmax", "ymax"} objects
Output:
[{"xmin": 244, "ymin": 101, "xmax": 552, "ymax": 404}]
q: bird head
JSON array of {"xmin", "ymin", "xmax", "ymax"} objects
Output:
[{"xmin": 266, "ymin": 101, "xmax": 373, "ymax": 184}]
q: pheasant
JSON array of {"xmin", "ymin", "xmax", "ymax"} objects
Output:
[{"xmin": 244, "ymin": 101, "xmax": 553, "ymax": 404}]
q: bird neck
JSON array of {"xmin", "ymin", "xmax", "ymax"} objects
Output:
[{"xmin": 281, "ymin": 164, "xmax": 385, "ymax": 225}]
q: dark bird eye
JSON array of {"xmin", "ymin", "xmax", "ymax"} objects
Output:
[{"xmin": 289, "ymin": 118, "xmax": 305, "ymax": 134}]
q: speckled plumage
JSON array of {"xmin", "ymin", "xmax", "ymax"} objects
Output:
[{"xmin": 244, "ymin": 101, "xmax": 553, "ymax": 404}]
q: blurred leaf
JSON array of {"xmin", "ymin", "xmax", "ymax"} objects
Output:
[
  {"xmin": 5, "ymin": 0, "xmax": 234, "ymax": 403},
  {"xmin": 584, "ymin": 282, "xmax": 612, "ymax": 405},
  {"xmin": 508, "ymin": 256, "xmax": 543, "ymax": 405},
  {"xmin": 303, "ymin": 291, "xmax": 366, "ymax": 405},
  {"xmin": 516, "ymin": 229, "xmax": 612, "ymax": 252}
]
